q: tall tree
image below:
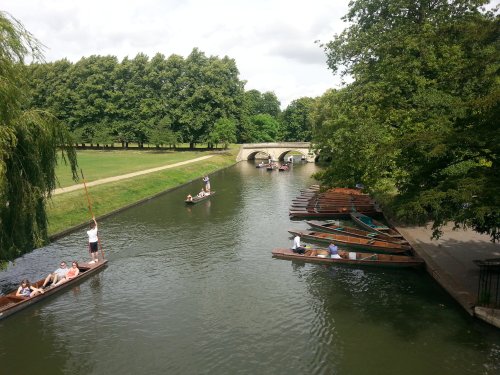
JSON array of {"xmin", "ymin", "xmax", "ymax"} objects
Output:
[
  {"xmin": 246, "ymin": 114, "xmax": 280, "ymax": 142},
  {"xmin": 315, "ymin": 0, "xmax": 499, "ymax": 240},
  {"xmin": 177, "ymin": 48, "xmax": 245, "ymax": 148},
  {"xmin": 0, "ymin": 12, "xmax": 77, "ymax": 263},
  {"xmin": 281, "ymin": 97, "xmax": 315, "ymax": 141}
]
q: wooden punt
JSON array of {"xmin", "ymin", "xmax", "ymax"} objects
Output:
[
  {"xmin": 287, "ymin": 230, "xmax": 411, "ymax": 254},
  {"xmin": 256, "ymin": 163, "xmax": 269, "ymax": 168},
  {"xmin": 0, "ymin": 260, "xmax": 108, "ymax": 320},
  {"xmin": 350, "ymin": 211, "xmax": 403, "ymax": 238},
  {"xmin": 291, "ymin": 203, "xmax": 376, "ymax": 210},
  {"xmin": 289, "ymin": 210, "xmax": 381, "ymax": 219},
  {"xmin": 272, "ymin": 248, "xmax": 424, "ymax": 268},
  {"xmin": 306, "ymin": 220, "xmax": 408, "ymax": 244},
  {"xmin": 185, "ymin": 191, "xmax": 216, "ymax": 204}
]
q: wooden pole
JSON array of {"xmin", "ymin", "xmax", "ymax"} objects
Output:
[{"xmin": 81, "ymin": 169, "xmax": 105, "ymax": 260}]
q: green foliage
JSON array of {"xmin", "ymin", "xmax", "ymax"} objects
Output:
[
  {"xmin": 245, "ymin": 114, "xmax": 280, "ymax": 142},
  {"xmin": 0, "ymin": 12, "xmax": 77, "ymax": 263},
  {"xmin": 27, "ymin": 48, "xmax": 247, "ymax": 149},
  {"xmin": 281, "ymin": 97, "xmax": 315, "ymax": 141},
  {"xmin": 314, "ymin": 0, "xmax": 499, "ymax": 240},
  {"xmin": 208, "ymin": 118, "xmax": 237, "ymax": 149}
]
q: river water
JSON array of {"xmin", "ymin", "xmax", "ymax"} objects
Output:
[{"xmin": 1, "ymin": 161, "xmax": 499, "ymax": 375}]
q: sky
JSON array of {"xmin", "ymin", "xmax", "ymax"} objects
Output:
[{"xmin": 2, "ymin": 0, "xmax": 351, "ymax": 108}]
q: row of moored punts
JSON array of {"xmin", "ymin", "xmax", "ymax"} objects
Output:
[{"xmin": 273, "ymin": 185, "xmax": 425, "ymax": 269}]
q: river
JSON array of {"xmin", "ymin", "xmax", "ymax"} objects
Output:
[{"xmin": 1, "ymin": 161, "xmax": 499, "ymax": 375}]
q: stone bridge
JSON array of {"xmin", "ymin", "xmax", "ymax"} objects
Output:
[{"xmin": 236, "ymin": 142, "xmax": 316, "ymax": 163}]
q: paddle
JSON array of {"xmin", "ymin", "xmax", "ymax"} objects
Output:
[{"xmin": 81, "ymin": 169, "xmax": 105, "ymax": 260}]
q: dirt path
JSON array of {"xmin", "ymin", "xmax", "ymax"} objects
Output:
[{"xmin": 53, "ymin": 154, "xmax": 215, "ymax": 195}]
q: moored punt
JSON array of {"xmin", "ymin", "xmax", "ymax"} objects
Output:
[
  {"xmin": 350, "ymin": 211, "xmax": 403, "ymax": 238},
  {"xmin": 306, "ymin": 220, "xmax": 408, "ymax": 244},
  {"xmin": 289, "ymin": 210, "xmax": 353, "ymax": 219},
  {"xmin": 185, "ymin": 191, "xmax": 216, "ymax": 204},
  {"xmin": 290, "ymin": 208, "xmax": 382, "ymax": 219},
  {"xmin": 0, "ymin": 260, "xmax": 108, "ymax": 320},
  {"xmin": 287, "ymin": 230, "xmax": 411, "ymax": 254},
  {"xmin": 272, "ymin": 248, "xmax": 424, "ymax": 268},
  {"xmin": 291, "ymin": 203, "xmax": 377, "ymax": 210}
]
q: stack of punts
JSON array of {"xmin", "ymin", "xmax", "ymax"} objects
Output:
[
  {"xmin": 185, "ymin": 191, "xmax": 216, "ymax": 204},
  {"xmin": 306, "ymin": 220, "xmax": 408, "ymax": 244},
  {"xmin": 272, "ymin": 248, "xmax": 424, "ymax": 268},
  {"xmin": 290, "ymin": 187, "xmax": 382, "ymax": 219},
  {"xmin": 0, "ymin": 260, "xmax": 108, "ymax": 320},
  {"xmin": 288, "ymin": 229, "xmax": 411, "ymax": 254},
  {"xmin": 350, "ymin": 211, "xmax": 403, "ymax": 238}
]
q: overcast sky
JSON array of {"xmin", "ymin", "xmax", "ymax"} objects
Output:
[{"xmin": 2, "ymin": 0, "xmax": 351, "ymax": 108}]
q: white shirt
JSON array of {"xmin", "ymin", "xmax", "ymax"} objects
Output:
[
  {"xmin": 292, "ymin": 236, "xmax": 301, "ymax": 249},
  {"xmin": 87, "ymin": 227, "xmax": 98, "ymax": 243}
]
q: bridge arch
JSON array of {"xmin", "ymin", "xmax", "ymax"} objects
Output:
[
  {"xmin": 245, "ymin": 150, "xmax": 271, "ymax": 160},
  {"xmin": 276, "ymin": 149, "xmax": 308, "ymax": 162}
]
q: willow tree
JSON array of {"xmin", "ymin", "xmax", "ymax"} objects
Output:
[{"xmin": 0, "ymin": 12, "xmax": 77, "ymax": 263}]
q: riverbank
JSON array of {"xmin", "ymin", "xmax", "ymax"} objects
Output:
[
  {"xmin": 47, "ymin": 150, "xmax": 237, "ymax": 237},
  {"xmin": 396, "ymin": 223, "xmax": 500, "ymax": 328}
]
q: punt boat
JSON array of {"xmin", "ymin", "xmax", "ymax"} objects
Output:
[
  {"xmin": 272, "ymin": 248, "xmax": 424, "ymax": 268},
  {"xmin": 306, "ymin": 220, "xmax": 408, "ymax": 243},
  {"xmin": 0, "ymin": 260, "xmax": 108, "ymax": 320},
  {"xmin": 350, "ymin": 211, "xmax": 403, "ymax": 238},
  {"xmin": 185, "ymin": 191, "xmax": 216, "ymax": 204},
  {"xmin": 287, "ymin": 230, "xmax": 411, "ymax": 254}
]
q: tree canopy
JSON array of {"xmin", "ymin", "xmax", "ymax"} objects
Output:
[
  {"xmin": 314, "ymin": 0, "xmax": 499, "ymax": 240},
  {"xmin": 0, "ymin": 12, "xmax": 77, "ymax": 263}
]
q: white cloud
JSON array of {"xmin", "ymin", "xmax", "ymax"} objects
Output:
[{"xmin": 2, "ymin": 0, "xmax": 350, "ymax": 107}]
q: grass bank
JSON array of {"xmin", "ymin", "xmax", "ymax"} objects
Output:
[
  {"xmin": 56, "ymin": 150, "xmax": 217, "ymax": 187},
  {"xmin": 48, "ymin": 150, "xmax": 237, "ymax": 236}
]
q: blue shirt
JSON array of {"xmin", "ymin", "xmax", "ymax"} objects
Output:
[{"xmin": 329, "ymin": 244, "xmax": 338, "ymax": 255}]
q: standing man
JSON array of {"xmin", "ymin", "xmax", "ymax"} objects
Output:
[
  {"xmin": 87, "ymin": 217, "xmax": 99, "ymax": 264},
  {"xmin": 203, "ymin": 175, "xmax": 211, "ymax": 192}
]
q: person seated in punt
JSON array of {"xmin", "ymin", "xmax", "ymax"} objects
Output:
[
  {"xmin": 186, "ymin": 194, "xmax": 193, "ymax": 201},
  {"xmin": 197, "ymin": 189, "xmax": 206, "ymax": 198},
  {"xmin": 53, "ymin": 261, "xmax": 80, "ymax": 287},
  {"xmin": 329, "ymin": 243, "xmax": 342, "ymax": 259},
  {"xmin": 42, "ymin": 261, "xmax": 69, "ymax": 288},
  {"xmin": 292, "ymin": 235, "xmax": 306, "ymax": 254},
  {"xmin": 16, "ymin": 279, "xmax": 44, "ymax": 298}
]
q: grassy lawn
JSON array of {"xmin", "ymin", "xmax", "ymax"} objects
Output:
[
  {"xmin": 56, "ymin": 150, "xmax": 216, "ymax": 188},
  {"xmin": 48, "ymin": 149, "xmax": 238, "ymax": 236}
]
